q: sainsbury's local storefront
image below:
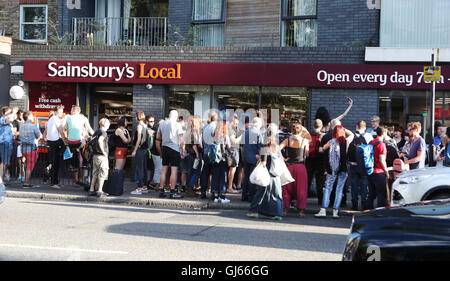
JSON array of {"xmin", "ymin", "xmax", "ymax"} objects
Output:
[{"xmin": 19, "ymin": 59, "xmax": 450, "ymax": 135}]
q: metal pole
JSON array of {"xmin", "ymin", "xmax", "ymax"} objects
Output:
[{"xmin": 428, "ymin": 53, "xmax": 436, "ymax": 166}]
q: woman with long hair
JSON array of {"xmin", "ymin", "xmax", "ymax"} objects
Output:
[
  {"xmin": 247, "ymin": 123, "xmax": 284, "ymax": 220},
  {"xmin": 211, "ymin": 121, "xmax": 231, "ymax": 203},
  {"xmin": 113, "ymin": 116, "xmax": 131, "ymax": 170},
  {"xmin": 185, "ymin": 115, "xmax": 203, "ymax": 192},
  {"xmin": 315, "ymin": 125, "xmax": 354, "ymax": 218},
  {"xmin": 279, "ymin": 122, "xmax": 309, "ymax": 217},
  {"xmin": 130, "ymin": 111, "xmax": 149, "ymax": 195},
  {"xmin": 226, "ymin": 114, "xmax": 242, "ymax": 194}
]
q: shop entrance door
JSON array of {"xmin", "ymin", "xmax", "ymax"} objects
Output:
[{"xmin": 91, "ymin": 84, "xmax": 133, "ymax": 177}]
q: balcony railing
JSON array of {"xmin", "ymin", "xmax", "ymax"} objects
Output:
[{"xmin": 72, "ymin": 17, "xmax": 168, "ymax": 46}]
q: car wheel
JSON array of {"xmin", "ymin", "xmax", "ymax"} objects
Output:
[{"xmin": 427, "ymin": 192, "xmax": 450, "ymax": 200}]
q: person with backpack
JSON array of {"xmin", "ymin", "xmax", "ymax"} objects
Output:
[
  {"xmin": 200, "ymin": 111, "xmax": 219, "ymax": 199},
  {"xmin": 88, "ymin": 118, "xmax": 110, "ymax": 197},
  {"xmin": 315, "ymin": 125, "xmax": 354, "ymax": 218},
  {"xmin": 366, "ymin": 127, "xmax": 390, "ymax": 209},
  {"xmin": 130, "ymin": 111, "xmax": 149, "ymax": 195},
  {"xmin": 210, "ymin": 121, "xmax": 231, "ymax": 203},
  {"xmin": 65, "ymin": 105, "xmax": 94, "ymax": 185},
  {"xmin": 156, "ymin": 110, "xmax": 185, "ymax": 199},
  {"xmin": 348, "ymin": 120, "xmax": 373, "ymax": 211},
  {"xmin": 306, "ymin": 119, "xmax": 325, "ymax": 205}
]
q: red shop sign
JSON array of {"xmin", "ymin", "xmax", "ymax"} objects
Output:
[
  {"xmin": 28, "ymin": 82, "xmax": 77, "ymax": 113},
  {"xmin": 23, "ymin": 60, "xmax": 450, "ymax": 90}
]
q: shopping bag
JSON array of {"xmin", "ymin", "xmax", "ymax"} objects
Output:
[
  {"xmin": 17, "ymin": 145, "xmax": 22, "ymax": 158},
  {"xmin": 280, "ymin": 161, "xmax": 295, "ymax": 186},
  {"xmin": 250, "ymin": 162, "xmax": 271, "ymax": 187},
  {"xmin": 63, "ymin": 147, "xmax": 73, "ymax": 160}
]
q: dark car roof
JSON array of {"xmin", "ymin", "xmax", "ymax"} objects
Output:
[{"xmin": 355, "ymin": 199, "xmax": 450, "ymax": 219}]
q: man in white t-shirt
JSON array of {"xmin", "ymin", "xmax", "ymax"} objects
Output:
[
  {"xmin": 156, "ymin": 110, "xmax": 185, "ymax": 199},
  {"xmin": 43, "ymin": 106, "xmax": 67, "ymax": 189}
]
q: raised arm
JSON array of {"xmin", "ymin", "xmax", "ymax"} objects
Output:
[{"xmin": 335, "ymin": 97, "xmax": 353, "ymax": 121}]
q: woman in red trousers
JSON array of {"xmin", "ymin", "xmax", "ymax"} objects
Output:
[{"xmin": 279, "ymin": 123, "xmax": 309, "ymax": 217}]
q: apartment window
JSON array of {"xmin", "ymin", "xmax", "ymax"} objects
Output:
[
  {"xmin": 192, "ymin": 0, "xmax": 225, "ymax": 46},
  {"xmin": 380, "ymin": 0, "xmax": 450, "ymax": 47},
  {"xmin": 20, "ymin": 4, "xmax": 48, "ymax": 42},
  {"xmin": 281, "ymin": 0, "xmax": 317, "ymax": 47}
]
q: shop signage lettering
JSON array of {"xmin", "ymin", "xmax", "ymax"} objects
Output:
[
  {"xmin": 315, "ymin": 69, "xmax": 445, "ymax": 88},
  {"xmin": 48, "ymin": 62, "xmax": 134, "ymax": 81},
  {"xmin": 138, "ymin": 63, "xmax": 181, "ymax": 79},
  {"xmin": 23, "ymin": 60, "xmax": 450, "ymax": 90},
  {"xmin": 47, "ymin": 62, "xmax": 181, "ymax": 82}
]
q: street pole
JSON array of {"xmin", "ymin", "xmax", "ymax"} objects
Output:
[{"xmin": 428, "ymin": 53, "xmax": 436, "ymax": 166}]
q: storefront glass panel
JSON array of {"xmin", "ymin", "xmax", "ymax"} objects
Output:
[
  {"xmin": 379, "ymin": 90, "xmax": 450, "ymax": 136},
  {"xmin": 261, "ymin": 87, "xmax": 308, "ymax": 125}
]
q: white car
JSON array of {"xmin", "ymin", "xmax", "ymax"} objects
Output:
[{"xmin": 391, "ymin": 167, "xmax": 450, "ymax": 205}]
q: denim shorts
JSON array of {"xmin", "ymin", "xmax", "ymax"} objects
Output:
[{"xmin": 0, "ymin": 142, "xmax": 13, "ymax": 165}]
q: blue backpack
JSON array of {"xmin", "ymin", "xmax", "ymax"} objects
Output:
[
  {"xmin": 355, "ymin": 141, "xmax": 382, "ymax": 176},
  {"xmin": 444, "ymin": 144, "xmax": 450, "ymax": 167},
  {"xmin": 208, "ymin": 143, "xmax": 223, "ymax": 164}
]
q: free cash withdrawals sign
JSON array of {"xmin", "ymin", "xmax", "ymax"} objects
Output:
[{"xmin": 23, "ymin": 60, "xmax": 450, "ymax": 89}]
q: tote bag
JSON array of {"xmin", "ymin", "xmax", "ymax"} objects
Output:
[
  {"xmin": 280, "ymin": 160, "xmax": 295, "ymax": 186},
  {"xmin": 250, "ymin": 161, "xmax": 271, "ymax": 187}
]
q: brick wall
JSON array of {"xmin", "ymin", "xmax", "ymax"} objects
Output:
[
  {"xmin": 168, "ymin": 0, "xmax": 193, "ymax": 43},
  {"xmin": 317, "ymin": 0, "xmax": 380, "ymax": 47},
  {"xmin": 309, "ymin": 89, "xmax": 379, "ymax": 130},
  {"xmin": 0, "ymin": 0, "xmax": 58, "ymax": 42},
  {"xmin": 133, "ymin": 84, "xmax": 166, "ymax": 122},
  {"xmin": 0, "ymin": 54, "xmax": 10, "ymax": 107},
  {"xmin": 10, "ymin": 45, "xmax": 366, "ymax": 64}
]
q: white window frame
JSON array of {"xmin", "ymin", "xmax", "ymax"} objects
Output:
[{"xmin": 20, "ymin": 4, "xmax": 48, "ymax": 43}]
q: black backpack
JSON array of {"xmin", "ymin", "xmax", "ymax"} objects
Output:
[
  {"xmin": 348, "ymin": 132, "xmax": 368, "ymax": 163},
  {"xmin": 384, "ymin": 138, "xmax": 401, "ymax": 167},
  {"xmin": 87, "ymin": 131, "xmax": 103, "ymax": 157}
]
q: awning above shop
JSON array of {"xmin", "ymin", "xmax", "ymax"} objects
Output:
[{"xmin": 365, "ymin": 47, "xmax": 450, "ymax": 62}]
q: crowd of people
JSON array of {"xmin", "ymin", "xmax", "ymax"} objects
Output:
[{"xmin": 0, "ymin": 101, "xmax": 449, "ymax": 221}]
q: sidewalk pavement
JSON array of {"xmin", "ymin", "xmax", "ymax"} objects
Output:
[{"xmin": 3, "ymin": 180, "xmax": 360, "ymax": 217}]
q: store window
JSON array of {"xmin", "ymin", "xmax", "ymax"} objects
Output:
[
  {"xmin": 379, "ymin": 90, "xmax": 450, "ymax": 134},
  {"xmin": 261, "ymin": 87, "xmax": 309, "ymax": 125},
  {"xmin": 20, "ymin": 5, "xmax": 48, "ymax": 42},
  {"xmin": 192, "ymin": 0, "xmax": 225, "ymax": 46},
  {"xmin": 168, "ymin": 85, "xmax": 211, "ymax": 121},
  {"xmin": 281, "ymin": 0, "xmax": 317, "ymax": 47},
  {"xmin": 166, "ymin": 85, "xmax": 309, "ymax": 128}
]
